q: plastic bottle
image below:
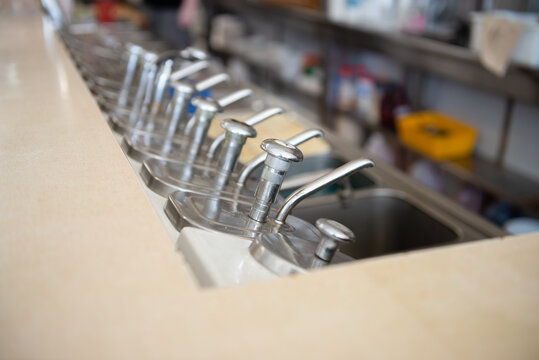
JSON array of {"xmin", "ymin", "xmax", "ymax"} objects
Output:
[{"xmin": 337, "ymin": 65, "xmax": 356, "ymax": 112}]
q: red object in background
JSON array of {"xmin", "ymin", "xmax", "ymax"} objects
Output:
[
  {"xmin": 96, "ymin": 0, "xmax": 115, "ymax": 23},
  {"xmin": 380, "ymin": 84, "xmax": 409, "ymax": 130},
  {"xmin": 338, "ymin": 64, "xmax": 353, "ymax": 78},
  {"xmin": 302, "ymin": 53, "xmax": 320, "ymax": 75}
]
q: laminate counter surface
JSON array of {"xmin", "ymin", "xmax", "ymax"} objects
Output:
[{"xmin": 1, "ymin": 7, "xmax": 538, "ymax": 360}]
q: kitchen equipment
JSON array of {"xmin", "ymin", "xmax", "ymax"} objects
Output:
[
  {"xmin": 291, "ymin": 188, "xmax": 462, "ymax": 259},
  {"xmin": 140, "ymin": 127, "xmax": 324, "ymax": 198},
  {"xmin": 249, "ymin": 218, "xmax": 355, "ymax": 276},
  {"xmin": 118, "ymin": 72, "xmax": 231, "ymax": 161},
  {"xmin": 140, "ymin": 118, "xmax": 257, "ymax": 199},
  {"xmin": 121, "ymin": 95, "xmax": 276, "ymax": 164},
  {"xmin": 108, "ymin": 57, "xmax": 212, "ymax": 134},
  {"xmin": 165, "ymin": 146, "xmax": 375, "ymax": 240}
]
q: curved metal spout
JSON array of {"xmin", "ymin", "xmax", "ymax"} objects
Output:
[{"xmin": 274, "ymin": 158, "xmax": 375, "ymax": 223}]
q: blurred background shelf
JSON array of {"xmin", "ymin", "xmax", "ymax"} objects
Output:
[
  {"xmin": 211, "ymin": 47, "xmax": 323, "ymax": 104},
  {"xmin": 204, "ymin": 0, "xmax": 539, "ymax": 225},
  {"xmin": 335, "ymin": 109, "xmax": 539, "ymax": 218},
  {"xmin": 211, "ymin": 0, "xmax": 539, "ymax": 106}
]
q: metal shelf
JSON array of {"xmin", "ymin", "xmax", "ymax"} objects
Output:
[
  {"xmin": 210, "ymin": 0, "xmax": 539, "ymax": 216},
  {"xmin": 213, "ymin": 0, "xmax": 539, "ymax": 105},
  {"xmin": 209, "ymin": 47, "xmax": 324, "ymax": 118},
  {"xmin": 335, "ymin": 109, "xmax": 539, "ymax": 216}
]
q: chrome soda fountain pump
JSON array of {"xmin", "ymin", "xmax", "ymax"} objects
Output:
[
  {"xmin": 247, "ymin": 139, "xmax": 303, "ymax": 223},
  {"xmin": 160, "ymin": 128, "xmax": 325, "ymax": 210},
  {"xmin": 176, "ymin": 89, "xmax": 254, "ymax": 161},
  {"xmin": 165, "ymin": 73, "xmax": 231, "ymax": 138},
  {"xmin": 165, "ymin": 153, "xmax": 375, "ymax": 241},
  {"xmin": 108, "ymin": 58, "xmax": 210, "ymax": 135},
  {"xmin": 142, "ymin": 126, "xmax": 323, "ymax": 202},
  {"xmin": 205, "ymin": 107, "xmax": 285, "ymax": 163},
  {"xmin": 131, "ymin": 47, "xmax": 208, "ymax": 126},
  {"xmin": 83, "ymin": 42, "xmax": 145, "ymax": 105},
  {"xmin": 139, "ymin": 108, "xmax": 292, "ymax": 196},
  {"xmin": 140, "ymin": 118, "xmax": 258, "ymax": 198},
  {"xmin": 95, "ymin": 48, "xmax": 158, "ymax": 109},
  {"xmin": 249, "ymin": 218, "xmax": 356, "ymax": 276},
  {"xmin": 121, "ymin": 88, "xmax": 253, "ymax": 162},
  {"xmin": 120, "ymin": 72, "xmax": 232, "ymax": 162},
  {"xmin": 98, "ymin": 46, "xmax": 208, "ymax": 111},
  {"xmin": 235, "ymin": 128, "xmax": 325, "ymax": 189},
  {"xmin": 164, "ymin": 139, "xmax": 310, "ymax": 236}
]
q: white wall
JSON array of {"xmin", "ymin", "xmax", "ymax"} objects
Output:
[
  {"xmin": 421, "ymin": 75, "xmax": 539, "ymax": 182},
  {"xmin": 504, "ymin": 102, "xmax": 539, "ymax": 181},
  {"xmin": 421, "ymin": 76, "xmax": 507, "ymax": 161}
]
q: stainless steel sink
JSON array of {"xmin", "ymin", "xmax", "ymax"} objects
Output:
[{"xmin": 291, "ymin": 188, "xmax": 462, "ymax": 259}]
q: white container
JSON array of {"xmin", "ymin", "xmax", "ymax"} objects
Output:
[
  {"xmin": 470, "ymin": 11, "xmax": 539, "ymax": 69},
  {"xmin": 327, "ymin": 0, "xmax": 400, "ymax": 32}
]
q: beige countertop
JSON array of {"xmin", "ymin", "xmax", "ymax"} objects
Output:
[{"xmin": 1, "ymin": 6, "xmax": 539, "ymax": 360}]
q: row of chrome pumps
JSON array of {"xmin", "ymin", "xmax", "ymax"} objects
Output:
[{"xmin": 60, "ymin": 23, "xmax": 374, "ymax": 276}]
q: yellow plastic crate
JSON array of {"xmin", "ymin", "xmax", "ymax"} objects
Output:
[{"xmin": 396, "ymin": 111, "xmax": 477, "ymax": 160}]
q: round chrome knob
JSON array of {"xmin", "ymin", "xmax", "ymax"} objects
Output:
[
  {"xmin": 236, "ymin": 128, "xmax": 324, "ymax": 187},
  {"xmin": 221, "ymin": 118, "xmax": 257, "ymax": 138},
  {"xmin": 172, "ymin": 80, "xmax": 196, "ymax": 94},
  {"xmin": 143, "ymin": 51, "xmax": 158, "ymax": 63},
  {"xmin": 315, "ymin": 218, "xmax": 355, "ymax": 262},
  {"xmin": 191, "ymin": 97, "xmax": 221, "ymax": 113},
  {"xmin": 213, "ymin": 119, "xmax": 257, "ymax": 189},
  {"xmin": 125, "ymin": 43, "xmax": 143, "ymax": 55},
  {"xmin": 260, "ymin": 139, "xmax": 303, "ymax": 163}
]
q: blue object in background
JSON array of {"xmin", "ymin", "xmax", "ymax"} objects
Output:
[
  {"xmin": 484, "ymin": 201, "xmax": 513, "ymax": 226},
  {"xmin": 504, "ymin": 217, "xmax": 539, "ymax": 235},
  {"xmin": 187, "ymin": 88, "xmax": 212, "ymax": 116},
  {"xmin": 167, "ymin": 81, "xmax": 213, "ymax": 117}
]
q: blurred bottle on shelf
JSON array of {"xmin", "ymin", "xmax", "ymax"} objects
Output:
[
  {"xmin": 354, "ymin": 65, "xmax": 379, "ymax": 125},
  {"xmin": 95, "ymin": 0, "xmax": 115, "ymax": 23},
  {"xmin": 337, "ymin": 65, "xmax": 356, "ymax": 112},
  {"xmin": 380, "ymin": 83, "xmax": 409, "ymax": 130}
]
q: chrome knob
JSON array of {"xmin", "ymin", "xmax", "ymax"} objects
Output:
[
  {"xmin": 214, "ymin": 119, "xmax": 257, "ymax": 189},
  {"xmin": 314, "ymin": 218, "xmax": 355, "ymax": 262},
  {"xmin": 191, "ymin": 97, "xmax": 221, "ymax": 113},
  {"xmin": 183, "ymin": 89, "xmax": 253, "ymax": 158},
  {"xmin": 206, "ymin": 107, "xmax": 284, "ymax": 161},
  {"xmin": 248, "ymin": 139, "xmax": 303, "ymax": 223},
  {"xmin": 237, "ymin": 128, "xmax": 324, "ymax": 187},
  {"xmin": 221, "ymin": 117, "xmax": 257, "ymax": 138}
]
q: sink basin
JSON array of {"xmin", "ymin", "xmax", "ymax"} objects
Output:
[{"xmin": 291, "ymin": 188, "xmax": 461, "ymax": 259}]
